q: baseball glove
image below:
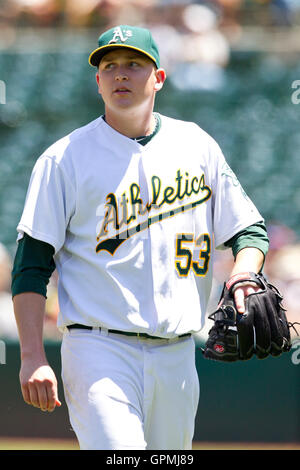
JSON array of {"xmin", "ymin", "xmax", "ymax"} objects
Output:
[{"xmin": 202, "ymin": 272, "xmax": 293, "ymax": 362}]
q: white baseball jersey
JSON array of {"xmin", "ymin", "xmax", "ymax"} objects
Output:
[{"xmin": 17, "ymin": 114, "xmax": 263, "ymax": 337}]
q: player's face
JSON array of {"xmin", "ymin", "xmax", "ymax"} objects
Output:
[{"xmin": 96, "ymin": 49, "xmax": 165, "ymax": 115}]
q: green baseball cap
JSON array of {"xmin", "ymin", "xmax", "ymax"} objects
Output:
[{"xmin": 89, "ymin": 25, "xmax": 160, "ymax": 68}]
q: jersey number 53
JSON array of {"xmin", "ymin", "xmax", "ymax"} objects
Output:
[{"xmin": 175, "ymin": 233, "xmax": 211, "ymax": 277}]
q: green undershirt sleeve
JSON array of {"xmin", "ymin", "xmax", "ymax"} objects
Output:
[
  {"xmin": 224, "ymin": 221, "xmax": 269, "ymax": 261},
  {"xmin": 11, "ymin": 233, "xmax": 56, "ymax": 299}
]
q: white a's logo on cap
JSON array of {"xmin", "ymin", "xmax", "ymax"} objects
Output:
[{"xmin": 109, "ymin": 27, "xmax": 133, "ymax": 44}]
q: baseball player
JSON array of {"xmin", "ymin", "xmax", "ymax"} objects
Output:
[{"xmin": 12, "ymin": 25, "xmax": 270, "ymax": 450}]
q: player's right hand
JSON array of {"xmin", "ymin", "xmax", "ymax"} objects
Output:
[{"xmin": 19, "ymin": 358, "xmax": 62, "ymax": 412}]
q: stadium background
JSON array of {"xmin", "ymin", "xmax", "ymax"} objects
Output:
[{"xmin": 0, "ymin": 0, "xmax": 299, "ymax": 450}]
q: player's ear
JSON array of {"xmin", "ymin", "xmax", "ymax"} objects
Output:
[
  {"xmin": 96, "ymin": 70, "xmax": 102, "ymax": 96},
  {"xmin": 154, "ymin": 68, "xmax": 166, "ymax": 92}
]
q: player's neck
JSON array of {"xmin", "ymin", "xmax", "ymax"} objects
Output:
[{"xmin": 104, "ymin": 109, "xmax": 156, "ymax": 139}]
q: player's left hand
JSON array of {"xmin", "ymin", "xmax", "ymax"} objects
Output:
[
  {"xmin": 233, "ymin": 283, "xmax": 262, "ymax": 314},
  {"xmin": 202, "ymin": 272, "xmax": 294, "ymax": 362}
]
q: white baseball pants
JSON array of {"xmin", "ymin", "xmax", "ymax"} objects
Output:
[{"xmin": 61, "ymin": 328, "xmax": 200, "ymax": 450}]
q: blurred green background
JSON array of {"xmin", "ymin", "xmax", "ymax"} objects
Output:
[{"xmin": 0, "ymin": 0, "xmax": 300, "ymax": 448}]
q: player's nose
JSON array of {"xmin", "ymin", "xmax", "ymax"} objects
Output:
[
  {"xmin": 115, "ymin": 67, "xmax": 129, "ymax": 81},
  {"xmin": 115, "ymin": 74, "xmax": 128, "ymax": 81}
]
